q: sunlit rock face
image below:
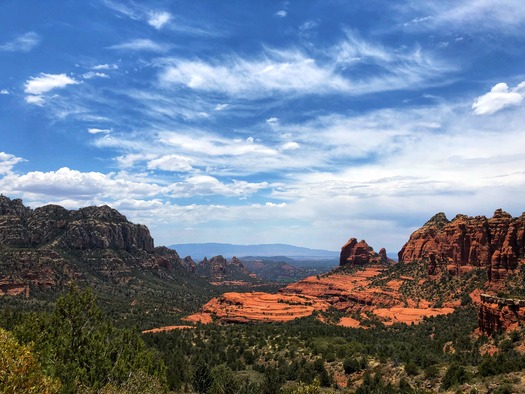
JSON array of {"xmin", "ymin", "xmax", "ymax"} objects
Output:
[
  {"xmin": 339, "ymin": 238, "xmax": 391, "ymax": 267},
  {"xmin": 398, "ymin": 209, "xmax": 525, "ymax": 281}
]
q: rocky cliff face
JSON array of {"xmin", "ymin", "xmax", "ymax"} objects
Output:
[
  {"xmin": 478, "ymin": 294, "xmax": 525, "ymax": 335},
  {"xmin": 0, "ymin": 196, "xmax": 186, "ymax": 293},
  {"xmin": 339, "ymin": 238, "xmax": 391, "ymax": 267},
  {"xmin": 398, "ymin": 209, "xmax": 525, "ymax": 281},
  {"xmin": 196, "ymin": 255, "xmax": 254, "ymax": 283},
  {"xmin": 0, "ymin": 195, "xmax": 154, "ymax": 252}
]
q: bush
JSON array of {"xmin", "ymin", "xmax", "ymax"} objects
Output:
[
  {"xmin": 441, "ymin": 364, "xmax": 469, "ymax": 390},
  {"xmin": 0, "ymin": 327, "xmax": 61, "ymax": 394}
]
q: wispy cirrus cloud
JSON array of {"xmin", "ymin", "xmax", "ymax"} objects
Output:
[
  {"xmin": 87, "ymin": 128, "xmax": 112, "ymax": 134},
  {"xmin": 92, "ymin": 63, "xmax": 118, "ymax": 70},
  {"xmin": 402, "ymin": 0, "xmax": 525, "ymax": 34},
  {"xmin": 0, "ymin": 152, "xmax": 25, "ymax": 175},
  {"xmin": 24, "ymin": 73, "xmax": 79, "ymax": 105},
  {"xmin": 108, "ymin": 38, "xmax": 171, "ymax": 52},
  {"xmin": 159, "ymin": 50, "xmax": 350, "ymax": 97},
  {"xmin": 159, "ymin": 34, "xmax": 452, "ymax": 98},
  {"xmin": 472, "ymin": 81, "xmax": 525, "ymax": 115},
  {"xmin": 0, "ymin": 32, "xmax": 40, "ymax": 52}
]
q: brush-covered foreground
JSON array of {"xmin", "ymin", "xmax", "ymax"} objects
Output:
[{"xmin": 3, "ymin": 286, "xmax": 525, "ymax": 394}]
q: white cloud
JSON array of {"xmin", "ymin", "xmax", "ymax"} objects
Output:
[
  {"xmin": 92, "ymin": 64, "xmax": 118, "ymax": 70},
  {"xmin": 472, "ymin": 82, "xmax": 525, "ymax": 115},
  {"xmin": 160, "ymin": 131, "xmax": 278, "ymax": 157},
  {"xmin": 159, "ymin": 35, "xmax": 451, "ymax": 98},
  {"xmin": 24, "ymin": 73, "xmax": 79, "ymax": 105},
  {"xmin": 0, "ymin": 89, "xmax": 9, "ymax": 95},
  {"xmin": 405, "ymin": 0, "xmax": 525, "ymax": 34},
  {"xmin": 266, "ymin": 117, "xmax": 279, "ymax": 124},
  {"xmin": 281, "ymin": 141, "xmax": 300, "ymax": 151},
  {"xmin": 82, "ymin": 71, "xmax": 109, "ymax": 79},
  {"xmin": 160, "ymin": 50, "xmax": 351, "ymax": 97},
  {"xmin": 108, "ymin": 39, "xmax": 170, "ymax": 52},
  {"xmin": 87, "ymin": 128, "xmax": 112, "ymax": 134},
  {"xmin": 0, "ymin": 167, "xmax": 162, "ymax": 200},
  {"xmin": 24, "ymin": 73, "xmax": 79, "ymax": 95},
  {"xmin": 25, "ymin": 95, "xmax": 45, "ymax": 105},
  {"xmin": 148, "ymin": 11, "xmax": 171, "ymax": 29},
  {"xmin": 0, "ymin": 32, "xmax": 40, "ymax": 52},
  {"xmin": 0, "ymin": 152, "xmax": 25, "ymax": 175},
  {"xmin": 275, "ymin": 10, "xmax": 287, "ymax": 17},
  {"xmin": 215, "ymin": 103, "xmax": 229, "ymax": 111},
  {"xmin": 147, "ymin": 154, "xmax": 193, "ymax": 172},
  {"xmin": 168, "ymin": 175, "xmax": 269, "ymax": 198}
]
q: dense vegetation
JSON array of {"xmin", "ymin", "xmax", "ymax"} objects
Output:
[
  {"xmin": 4, "ymin": 255, "xmax": 525, "ymax": 393},
  {"xmin": 140, "ymin": 306, "xmax": 525, "ymax": 393},
  {"xmin": 0, "ymin": 287, "xmax": 166, "ymax": 393}
]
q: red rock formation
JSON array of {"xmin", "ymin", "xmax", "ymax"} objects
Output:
[
  {"xmin": 185, "ymin": 267, "xmax": 453, "ymax": 326},
  {"xmin": 340, "ymin": 238, "xmax": 391, "ymax": 267},
  {"xmin": 478, "ymin": 294, "xmax": 525, "ymax": 335},
  {"xmin": 398, "ymin": 209, "xmax": 525, "ymax": 281}
]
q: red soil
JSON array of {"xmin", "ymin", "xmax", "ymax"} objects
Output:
[
  {"xmin": 142, "ymin": 325, "xmax": 195, "ymax": 334},
  {"xmin": 182, "ymin": 266, "xmax": 455, "ymax": 327}
]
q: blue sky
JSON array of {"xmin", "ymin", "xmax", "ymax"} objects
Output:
[{"xmin": 1, "ymin": 1, "xmax": 525, "ymax": 253}]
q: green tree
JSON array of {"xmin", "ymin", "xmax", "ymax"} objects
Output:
[
  {"xmin": 0, "ymin": 327, "xmax": 61, "ymax": 394},
  {"xmin": 192, "ymin": 359, "xmax": 213, "ymax": 394},
  {"xmin": 14, "ymin": 286, "xmax": 166, "ymax": 393},
  {"xmin": 262, "ymin": 367, "xmax": 284, "ymax": 394}
]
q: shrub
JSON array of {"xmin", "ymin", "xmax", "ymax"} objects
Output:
[{"xmin": 0, "ymin": 327, "xmax": 61, "ymax": 394}]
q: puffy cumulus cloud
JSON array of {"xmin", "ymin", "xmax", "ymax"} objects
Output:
[
  {"xmin": 0, "ymin": 152, "xmax": 25, "ymax": 175},
  {"xmin": 0, "ymin": 89, "xmax": 9, "ymax": 95},
  {"xmin": 148, "ymin": 11, "xmax": 171, "ymax": 29},
  {"xmin": 108, "ymin": 39, "xmax": 170, "ymax": 52},
  {"xmin": 472, "ymin": 82, "xmax": 525, "ymax": 115},
  {"xmin": 281, "ymin": 141, "xmax": 300, "ymax": 151},
  {"xmin": 275, "ymin": 10, "xmax": 287, "ymax": 17},
  {"xmin": 159, "ymin": 50, "xmax": 351, "ymax": 97},
  {"xmin": 24, "ymin": 73, "xmax": 79, "ymax": 105},
  {"xmin": 0, "ymin": 32, "xmax": 40, "ymax": 52},
  {"xmin": 0, "ymin": 167, "xmax": 162, "ymax": 200},
  {"xmin": 168, "ymin": 175, "xmax": 269, "ymax": 198},
  {"xmin": 147, "ymin": 154, "xmax": 193, "ymax": 172}
]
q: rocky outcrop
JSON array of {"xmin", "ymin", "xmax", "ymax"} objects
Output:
[
  {"xmin": 196, "ymin": 255, "xmax": 254, "ymax": 283},
  {"xmin": 0, "ymin": 196, "xmax": 190, "ymax": 294},
  {"xmin": 398, "ymin": 209, "xmax": 525, "ymax": 281},
  {"xmin": 185, "ymin": 266, "xmax": 454, "ymax": 326},
  {"xmin": 339, "ymin": 238, "xmax": 391, "ymax": 267},
  {"xmin": 0, "ymin": 195, "xmax": 154, "ymax": 252},
  {"xmin": 478, "ymin": 294, "xmax": 525, "ymax": 335}
]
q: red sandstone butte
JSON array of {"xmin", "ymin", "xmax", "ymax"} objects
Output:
[
  {"xmin": 339, "ymin": 238, "xmax": 391, "ymax": 267},
  {"xmin": 398, "ymin": 209, "xmax": 525, "ymax": 281}
]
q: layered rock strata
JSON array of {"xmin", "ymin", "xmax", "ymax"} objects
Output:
[
  {"xmin": 478, "ymin": 294, "xmax": 525, "ymax": 335},
  {"xmin": 0, "ymin": 196, "xmax": 185, "ymax": 293},
  {"xmin": 398, "ymin": 209, "xmax": 525, "ymax": 281}
]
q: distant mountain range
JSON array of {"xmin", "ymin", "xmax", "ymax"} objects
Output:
[{"xmin": 168, "ymin": 243, "xmax": 339, "ymax": 260}]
